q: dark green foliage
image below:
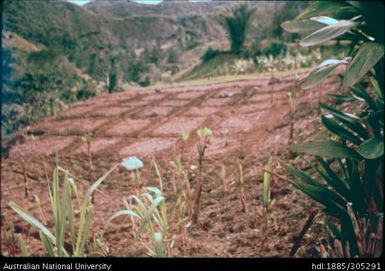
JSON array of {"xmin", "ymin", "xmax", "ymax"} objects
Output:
[
  {"xmin": 283, "ymin": 1, "xmax": 384, "ymax": 257},
  {"xmin": 217, "ymin": 4, "xmax": 255, "ymax": 54},
  {"xmin": 108, "ymin": 57, "xmax": 118, "ymax": 93},
  {"xmin": 201, "ymin": 47, "xmax": 221, "ymax": 63},
  {"xmin": 127, "ymin": 59, "xmax": 149, "ymax": 84},
  {"xmin": 150, "ymin": 47, "xmax": 162, "ymax": 65},
  {"xmin": 262, "ymin": 40, "xmax": 288, "ymax": 57},
  {"xmin": 76, "ymin": 82, "xmax": 97, "ymax": 101},
  {"xmin": 167, "ymin": 49, "xmax": 178, "ymax": 64},
  {"xmin": 139, "ymin": 75, "xmax": 151, "ymax": 87}
]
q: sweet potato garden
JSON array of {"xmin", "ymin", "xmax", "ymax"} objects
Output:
[{"xmin": 1, "ymin": 1, "xmax": 383, "ymax": 258}]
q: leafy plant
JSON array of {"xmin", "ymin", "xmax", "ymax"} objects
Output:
[
  {"xmin": 81, "ymin": 132, "xmax": 94, "ymax": 184},
  {"xmin": 217, "ymin": 4, "xmax": 255, "ymax": 54},
  {"xmin": 9, "ymin": 162, "xmax": 117, "ymax": 256},
  {"xmin": 261, "ymin": 156, "xmax": 273, "ymax": 251},
  {"xmin": 282, "ymin": 1, "xmax": 384, "ymax": 257},
  {"xmin": 236, "ymin": 159, "xmax": 247, "ymax": 213},
  {"xmin": 108, "ymin": 187, "xmax": 167, "ymax": 257},
  {"xmin": 201, "ymin": 47, "xmax": 221, "ymax": 63},
  {"xmin": 191, "ymin": 127, "xmax": 212, "ymax": 224},
  {"xmin": 109, "ymin": 158, "xmax": 189, "ymax": 257}
]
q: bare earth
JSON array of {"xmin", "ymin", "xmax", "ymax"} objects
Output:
[{"xmin": 1, "ymin": 72, "xmax": 341, "ymax": 257}]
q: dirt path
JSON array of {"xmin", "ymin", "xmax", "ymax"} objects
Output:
[{"xmin": 1, "ymin": 72, "xmax": 341, "ymax": 257}]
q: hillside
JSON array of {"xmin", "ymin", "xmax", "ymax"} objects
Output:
[
  {"xmin": 3, "ymin": 0, "xmax": 289, "ymax": 84},
  {"xmin": 2, "ymin": 0, "xmax": 306, "ymax": 145}
]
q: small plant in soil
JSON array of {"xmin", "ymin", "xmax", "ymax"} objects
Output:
[
  {"xmin": 180, "ymin": 129, "xmax": 190, "ymax": 164},
  {"xmin": 108, "ymin": 186, "xmax": 167, "ymax": 257},
  {"xmin": 9, "ymin": 162, "xmax": 117, "ymax": 256},
  {"xmin": 81, "ymin": 132, "xmax": 94, "ymax": 182},
  {"xmin": 3, "ymin": 224, "xmax": 19, "ymax": 256},
  {"xmin": 191, "ymin": 127, "xmax": 212, "ymax": 225},
  {"xmin": 108, "ymin": 183, "xmax": 187, "ymax": 257},
  {"xmin": 220, "ymin": 164, "xmax": 228, "ymax": 196},
  {"xmin": 236, "ymin": 159, "xmax": 247, "ymax": 213},
  {"xmin": 261, "ymin": 156, "xmax": 273, "ymax": 251}
]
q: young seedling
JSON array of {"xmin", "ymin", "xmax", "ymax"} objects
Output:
[
  {"xmin": 170, "ymin": 155, "xmax": 193, "ymax": 220},
  {"xmin": 108, "ymin": 186, "xmax": 173, "ymax": 257},
  {"xmin": 3, "ymin": 223, "xmax": 18, "ymax": 256},
  {"xmin": 236, "ymin": 159, "xmax": 247, "ymax": 213},
  {"xmin": 23, "ymin": 162, "xmax": 30, "ymax": 198},
  {"xmin": 180, "ymin": 130, "xmax": 190, "ymax": 164},
  {"xmin": 191, "ymin": 127, "xmax": 212, "ymax": 225},
  {"xmin": 121, "ymin": 156, "xmax": 144, "ymax": 192},
  {"xmin": 34, "ymin": 195, "xmax": 48, "ymax": 225},
  {"xmin": 81, "ymin": 132, "xmax": 94, "ymax": 182},
  {"xmin": 268, "ymin": 74, "xmax": 277, "ymax": 106},
  {"xmin": 9, "ymin": 162, "xmax": 117, "ymax": 256},
  {"xmin": 288, "ymin": 75, "xmax": 300, "ymax": 159},
  {"xmin": 261, "ymin": 156, "xmax": 273, "ymax": 251},
  {"xmin": 220, "ymin": 164, "xmax": 227, "ymax": 196}
]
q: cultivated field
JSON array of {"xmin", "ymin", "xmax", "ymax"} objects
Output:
[{"xmin": 1, "ymin": 72, "xmax": 341, "ymax": 257}]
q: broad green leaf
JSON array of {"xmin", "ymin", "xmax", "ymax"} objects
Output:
[
  {"xmin": 321, "ymin": 115, "xmax": 362, "ymax": 145},
  {"xmin": 288, "ymin": 179, "xmax": 346, "ymax": 214},
  {"xmin": 320, "ymin": 103, "xmax": 367, "ymax": 139},
  {"xmin": 283, "ymin": 163, "xmax": 321, "ymax": 187},
  {"xmin": 346, "ymin": 159, "xmax": 367, "ymax": 213},
  {"xmin": 300, "ymin": 20, "xmax": 356, "ymax": 47},
  {"xmin": 357, "ymin": 137, "xmax": 384, "ymax": 159},
  {"xmin": 310, "ymin": 16, "xmax": 339, "ymax": 25},
  {"xmin": 351, "ymin": 84, "xmax": 377, "ymax": 110},
  {"xmin": 292, "ymin": 141, "xmax": 360, "ymax": 159},
  {"xmin": 9, "ymin": 202, "xmax": 56, "ymax": 243},
  {"xmin": 296, "ymin": 2, "xmax": 359, "ymax": 20},
  {"xmin": 281, "ymin": 19, "xmax": 326, "ymax": 33},
  {"xmin": 302, "ymin": 58, "xmax": 349, "ymax": 89},
  {"xmin": 343, "ymin": 42, "xmax": 384, "ymax": 87},
  {"xmin": 316, "ymin": 157, "xmax": 349, "ymax": 189},
  {"xmin": 303, "ymin": 157, "xmax": 351, "ymax": 201}
]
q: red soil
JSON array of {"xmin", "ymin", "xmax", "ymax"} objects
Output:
[{"xmin": 1, "ymin": 71, "xmax": 342, "ymax": 257}]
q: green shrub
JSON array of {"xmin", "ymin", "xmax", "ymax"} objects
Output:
[
  {"xmin": 262, "ymin": 40, "xmax": 288, "ymax": 57},
  {"xmin": 200, "ymin": 47, "xmax": 221, "ymax": 63},
  {"xmin": 282, "ymin": 1, "xmax": 384, "ymax": 258}
]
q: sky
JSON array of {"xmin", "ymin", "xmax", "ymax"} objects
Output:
[{"xmin": 67, "ymin": 0, "xmax": 164, "ymax": 6}]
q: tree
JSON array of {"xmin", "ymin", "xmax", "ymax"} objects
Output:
[
  {"xmin": 217, "ymin": 4, "xmax": 255, "ymax": 54},
  {"xmin": 108, "ymin": 57, "xmax": 118, "ymax": 93},
  {"xmin": 167, "ymin": 49, "xmax": 178, "ymax": 64}
]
